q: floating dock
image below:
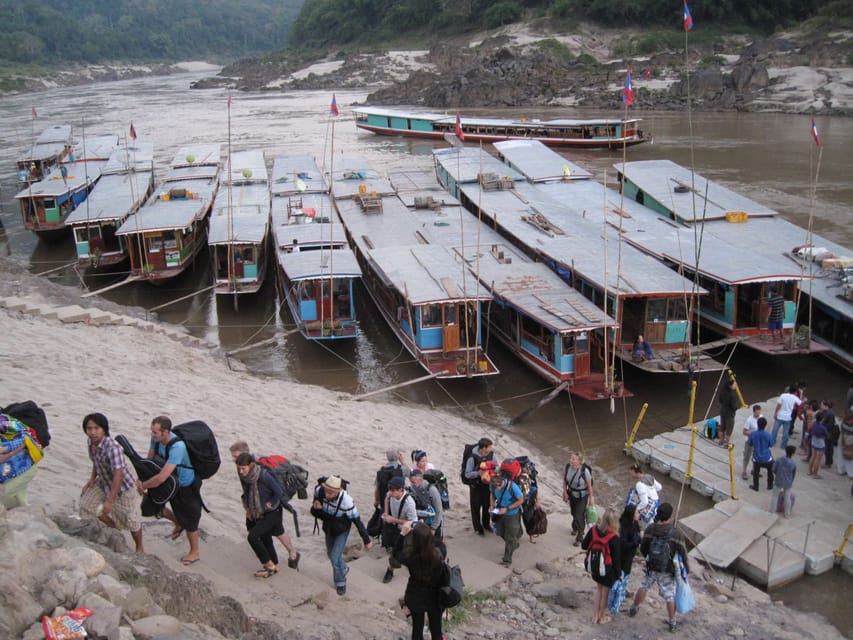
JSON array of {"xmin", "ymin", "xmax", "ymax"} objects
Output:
[{"xmin": 626, "ymin": 398, "xmax": 853, "ymax": 588}]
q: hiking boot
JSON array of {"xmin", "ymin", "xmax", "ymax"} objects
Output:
[
  {"xmin": 629, "ymin": 606, "xmax": 639, "ymax": 617},
  {"xmin": 382, "ymin": 568, "xmax": 394, "ymax": 583},
  {"xmin": 668, "ymin": 618, "xmax": 677, "ymax": 632}
]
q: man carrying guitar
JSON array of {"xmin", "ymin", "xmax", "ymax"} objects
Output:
[{"xmin": 136, "ymin": 416, "xmax": 203, "ymax": 566}]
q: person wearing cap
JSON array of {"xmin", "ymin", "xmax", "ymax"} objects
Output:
[
  {"xmin": 409, "ymin": 468, "xmax": 444, "ymax": 541},
  {"xmin": 381, "ymin": 474, "xmax": 417, "ymax": 583},
  {"xmin": 79, "ymin": 412, "xmax": 143, "ymax": 553},
  {"xmin": 489, "ymin": 463, "xmax": 524, "ymax": 567},
  {"xmin": 310, "ymin": 474, "xmax": 373, "ymax": 595},
  {"xmin": 628, "ymin": 502, "xmax": 690, "ymax": 632}
]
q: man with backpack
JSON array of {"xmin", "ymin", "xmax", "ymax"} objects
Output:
[
  {"xmin": 628, "ymin": 502, "xmax": 689, "ymax": 632},
  {"xmin": 374, "ymin": 448, "xmax": 408, "ymax": 510},
  {"xmin": 381, "ymin": 475, "xmax": 417, "ymax": 583},
  {"xmin": 462, "ymin": 437, "xmax": 495, "ymax": 536},
  {"xmin": 408, "ymin": 468, "xmax": 444, "ymax": 540},
  {"xmin": 136, "ymin": 416, "xmax": 202, "ymax": 566}
]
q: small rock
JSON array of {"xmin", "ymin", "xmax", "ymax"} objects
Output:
[
  {"xmin": 715, "ymin": 594, "xmax": 729, "ymax": 604},
  {"xmin": 727, "ymin": 626, "xmax": 746, "ymax": 637}
]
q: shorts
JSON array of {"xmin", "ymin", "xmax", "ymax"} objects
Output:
[
  {"xmin": 768, "ymin": 319, "xmax": 782, "ymax": 331},
  {"xmin": 170, "ymin": 483, "xmax": 203, "ymax": 532},
  {"xmin": 720, "ymin": 414, "xmax": 735, "ymax": 436},
  {"xmin": 742, "ymin": 443, "xmax": 754, "ymax": 466},
  {"xmin": 80, "ymin": 484, "xmax": 142, "ymax": 532},
  {"xmin": 640, "ymin": 569, "xmax": 676, "ymax": 602}
]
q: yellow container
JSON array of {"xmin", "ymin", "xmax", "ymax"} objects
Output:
[{"xmin": 725, "ymin": 211, "xmax": 748, "ymax": 223}]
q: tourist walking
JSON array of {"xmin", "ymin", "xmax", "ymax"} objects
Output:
[
  {"xmin": 235, "ymin": 452, "xmax": 287, "ymax": 578},
  {"xmin": 490, "ymin": 465, "xmax": 524, "ymax": 567},
  {"xmin": 628, "ymin": 502, "xmax": 689, "ymax": 632},
  {"xmin": 748, "ymin": 417, "xmax": 775, "ymax": 491},
  {"xmin": 562, "ymin": 452, "xmax": 594, "ymax": 545},
  {"xmin": 463, "ymin": 437, "xmax": 496, "ymax": 536},
  {"xmin": 618, "ymin": 504, "xmax": 642, "ymax": 588},
  {"xmin": 626, "ymin": 463, "xmax": 661, "ymax": 527},
  {"xmin": 310, "ymin": 475, "xmax": 373, "ymax": 595},
  {"xmin": 228, "ymin": 441, "xmax": 300, "ymax": 568},
  {"xmin": 79, "ymin": 413, "xmax": 143, "ymax": 552},
  {"xmin": 381, "ymin": 475, "xmax": 417, "ymax": 583},
  {"xmin": 741, "ymin": 405, "xmax": 763, "ymax": 480},
  {"xmin": 393, "ymin": 521, "xmax": 447, "ymax": 640},
  {"xmin": 137, "ymin": 416, "xmax": 202, "ymax": 565},
  {"xmin": 771, "ymin": 385, "xmax": 804, "ymax": 450},
  {"xmin": 582, "ymin": 508, "xmax": 621, "ymax": 625}
]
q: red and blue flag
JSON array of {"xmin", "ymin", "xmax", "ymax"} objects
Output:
[
  {"xmin": 811, "ymin": 118, "xmax": 820, "ymax": 146},
  {"xmin": 684, "ymin": 1, "xmax": 694, "ymax": 31},
  {"xmin": 31, "ymin": 106, "xmax": 37, "ymax": 118},
  {"xmin": 129, "ymin": 122, "xmax": 137, "ymax": 140},
  {"xmin": 623, "ymin": 70, "xmax": 634, "ymax": 106},
  {"xmin": 330, "ymin": 94, "xmax": 339, "ymax": 116},
  {"xmin": 455, "ymin": 112, "xmax": 465, "ymax": 141}
]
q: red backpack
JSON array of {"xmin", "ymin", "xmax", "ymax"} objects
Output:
[{"xmin": 584, "ymin": 526, "xmax": 616, "ymax": 576}]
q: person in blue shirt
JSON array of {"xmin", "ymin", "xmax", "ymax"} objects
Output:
[
  {"xmin": 137, "ymin": 416, "xmax": 202, "ymax": 565},
  {"xmin": 747, "ymin": 417, "xmax": 775, "ymax": 491},
  {"xmin": 489, "ymin": 462, "xmax": 524, "ymax": 567}
]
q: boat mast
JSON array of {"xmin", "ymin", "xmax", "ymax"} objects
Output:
[{"xmin": 226, "ymin": 96, "xmax": 237, "ymax": 310}]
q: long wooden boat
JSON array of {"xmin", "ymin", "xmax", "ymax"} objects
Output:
[
  {"xmin": 390, "ymin": 168, "xmax": 623, "ymax": 399},
  {"xmin": 116, "ymin": 144, "xmax": 220, "ymax": 283},
  {"xmin": 65, "ymin": 142, "xmax": 155, "ymax": 269},
  {"xmin": 353, "ymin": 106, "xmax": 647, "ymax": 149},
  {"xmin": 16, "ymin": 124, "xmax": 73, "ymax": 185},
  {"xmin": 14, "ymin": 134, "xmax": 118, "ymax": 240},
  {"xmin": 614, "ymin": 158, "xmax": 846, "ymax": 366},
  {"xmin": 209, "ymin": 149, "xmax": 270, "ymax": 295},
  {"xmin": 331, "ymin": 156, "xmax": 499, "ymax": 378},
  {"xmin": 435, "ymin": 145, "xmax": 723, "ymax": 375},
  {"xmin": 270, "ymin": 155, "xmax": 361, "ymax": 340}
]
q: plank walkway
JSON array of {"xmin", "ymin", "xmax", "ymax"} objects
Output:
[{"xmin": 626, "ymin": 400, "xmax": 853, "ymax": 589}]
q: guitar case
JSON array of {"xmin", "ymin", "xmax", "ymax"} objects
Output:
[{"xmin": 116, "ymin": 434, "xmax": 177, "ymax": 505}]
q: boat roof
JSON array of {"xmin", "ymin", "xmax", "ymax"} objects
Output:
[
  {"xmin": 223, "ymin": 149, "xmax": 268, "ymax": 186},
  {"xmin": 328, "ymin": 155, "xmax": 395, "ymax": 198},
  {"xmin": 270, "ymin": 154, "xmax": 326, "ymax": 196},
  {"xmin": 270, "ymin": 192, "xmax": 339, "ymax": 233},
  {"xmin": 355, "ymin": 106, "xmax": 640, "ymax": 127},
  {"xmin": 209, "ymin": 183, "xmax": 270, "ymax": 244},
  {"xmin": 14, "ymin": 159, "xmax": 106, "ymax": 199},
  {"xmin": 65, "ymin": 170, "xmax": 153, "ymax": 225},
  {"xmin": 394, "ymin": 173, "xmax": 616, "ymax": 333},
  {"xmin": 433, "ymin": 147, "xmax": 524, "ymax": 184},
  {"xmin": 163, "ymin": 163, "xmax": 220, "ymax": 183},
  {"xmin": 170, "ymin": 144, "xmax": 221, "ymax": 167},
  {"xmin": 614, "ymin": 159, "xmax": 779, "ymax": 222},
  {"xmin": 100, "ymin": 142, "xmax": 155, "ymax": 175},
  {"xmin": 457, "ymin": 179, "xmax": 703, "ymax": 297},
  {"xmin": 116, "ymin": 177, "xmax": 217, "ymax": 235},
  {"xmin": 18, "ymin": 124, "xmax": 73, "ymax": 162},
  {"xmin": 335, "ymin": 191, "xmax": 490, "ymax": 304},
  {"xmin": 275, "ymin": 222, "xmax": 361, "ymax": 280},
  {"xmin": 68, "ymin": 134, "xmax": 119, "ymax": 161},
  {"xmin": 493, "ymin": 139, "xmax": 592, "ymax": 182},
  {"xmin": 533, "ymin": 179, "xmax": 807, "ymax": 286}
]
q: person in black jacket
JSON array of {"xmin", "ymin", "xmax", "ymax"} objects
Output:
[
  {"xmin": 618, "ymin": 503, "xmax": 642, "ymax": 586},
  {"xmin": 394, "ymin": 521, "xmax": 447, "ymax": 640},
  {"xmin": 718, "ymin": 379, "xmax": 740, "ymax": 447}
]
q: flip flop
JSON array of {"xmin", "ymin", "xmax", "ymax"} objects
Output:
[
  {"xmin": 181, "ymin": 557, "xmax": 199, "ymax": 566},
  {"xmin": 254, "ymin": 566, "xmax": 278, "ymax": 578}
]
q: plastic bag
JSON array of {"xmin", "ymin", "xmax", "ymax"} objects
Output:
[
  {"xmin": 608, "ymin": 572, "xmax": 628, "ymax": 615},
  {"xmin": 585, "ymin": 503, "xmax": 598, "ymax": 524},
  {"xmin": 675, "ymin": 568, "xmax": 695, "ymax": 614},
  {"xmin": 42, "ymin": 607, "xmax": 93, "ymax": 640}
]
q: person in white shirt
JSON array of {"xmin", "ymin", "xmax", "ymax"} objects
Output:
[
  {"xmin": 771, "ymin": 385, "xmax": 804, "ymax": 450},
  {"xmin": 741, "ymin": 405, "xmax": 763, "ymax": 480}
]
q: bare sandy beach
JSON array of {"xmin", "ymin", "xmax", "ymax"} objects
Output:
[{"xmin": 0, "ymin": 262, "xmax": 846, "ymax": 639}]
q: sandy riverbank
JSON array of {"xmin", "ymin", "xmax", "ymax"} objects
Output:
[{"xmin": 0, "ymin": 257, "xmax": 846, "ymax": 638}]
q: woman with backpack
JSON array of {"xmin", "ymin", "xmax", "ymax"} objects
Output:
[
  {"xmin": 235, "ymin": 452, "xmax": 286, "ymax": 578},
  {"xmin": 626, "ymin": 463, "xmax": 661, "ymax": 528},
  {"xmin": 582, "ymin": 508, "xmax": 621, "ymax": 625},
  {"xmin": 393, "ymin": 521, "xmax": 447, "ymax": 640},
  {"xmin": 562, "ymin": 452, "xmax": 594, "ymax": 546}
]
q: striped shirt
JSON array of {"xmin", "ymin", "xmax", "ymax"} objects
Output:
[
  {"xmin": 768, "ymin": 293, "xmax": 785, "ymax": 321},
  {"xmin": 89, "ymin": 436, "xmax": 135, "ymax": 496}
]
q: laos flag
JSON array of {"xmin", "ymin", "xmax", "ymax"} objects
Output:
[
  {"xmin": 623, "ymin": 70, "xmax": 634, "ymax": 106},
  {"xmin": 684, "ymin": 1, "xmax": 694, "ymax": 31},
  {"xmin": 811, "ymin": 118, "xmax": 820, "ymax": 146}
]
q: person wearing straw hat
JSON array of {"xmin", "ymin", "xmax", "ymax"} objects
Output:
[{"xmin": 311, "ymin": 474, "xmax": 373, "ymax": 595}]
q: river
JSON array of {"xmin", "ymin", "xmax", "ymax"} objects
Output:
[{"xmin": 1, "ymin": 72, "xmax": 851, "ymax": 633}]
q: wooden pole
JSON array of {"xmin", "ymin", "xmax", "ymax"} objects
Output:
[
  {"xmin": 351, "ymin": 372, "xmax": 442, "ymax": 401},
  {"xmin": 510, "ymin": 381, "xmax": 569, "ymax": 425}
]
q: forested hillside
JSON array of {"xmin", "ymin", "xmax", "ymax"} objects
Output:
[
  {"xmin": 0, "ymin": 0, "xmax": 304, "ymax": 65},
  {"xmin": 291, "ymin": 0, "xmax": 853, "ymax": 49}
]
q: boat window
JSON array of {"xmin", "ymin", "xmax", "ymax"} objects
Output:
[
  {"xmin": 646, "ymin": 299, "xmax": 667, "ymax": 322},
  {"xmin": 422, "ymin": 304, "xmax": 442, "ymax": 328},
  {"xmin": 561, "ymin": 334, "xmax": 574, "ymax": 355},
  {"xmin": 669, "ymin": 298, "xmax": 687, "ymax": 320},
  {"xmin": 444, "ymin": 304, "xmax": 457, "ymax": 325}
]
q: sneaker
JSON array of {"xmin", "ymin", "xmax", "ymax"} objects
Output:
[
  {"xmin": 668, "ymin": 618, "xmax": 677, "ymax": 632},
  {"xmin": 382, "ymin": 568, "xmax": 394, "ymax": 583},
  {"xmin": 336, "ymin": 586, "xmax": 346, "ymax": 596},
  {"xmin": 629, "ymin": 606, "xmax": 638, "ymax": 617}
]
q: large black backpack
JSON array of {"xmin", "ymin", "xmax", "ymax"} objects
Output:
[
  {"xmin": 168, "ymin": 420, "xmax": 221, "ymax": 480},
  {"xmin": 376, "ymin": 465, "xmax": 404, "ymax": 508},
  {"xmin": 3, "ymin": 400, "xmax": 50, "ymax": 448},
  {"xmin": 646, "ymin": 528, "xmax": 675, "ymax": 573}
]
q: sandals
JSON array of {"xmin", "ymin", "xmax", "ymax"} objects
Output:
[
  {"xmin": 254, "ymin": 566, "xmax": 278, "ymax": 578},
  {"xmin": 287, "ymin": 552, "xmax": 301, "ymax": 570}
]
